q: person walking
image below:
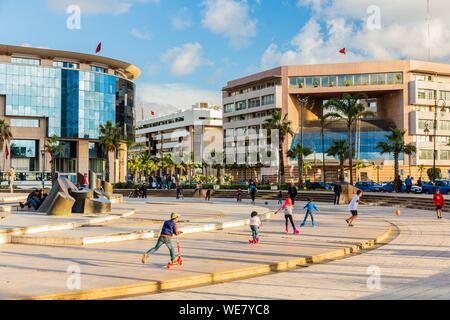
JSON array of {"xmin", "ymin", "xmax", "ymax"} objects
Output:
[
  {"xmin": 433, "ymin": 189, "xmax": 444, "ymax": 220},
  {"xmin": 276, "ymin": 197, "xmax": 299, "ymax": 234},
  {"xmin": 82, "ymin": 173, "xmax": 89, "ymax": 189},
  {"xmin": 141, "ymin": 212, "xmax": 183, "ymax": 265},
  {"xmin": 193, "ymin": 183, "xmax": 201, "ymax": 197},
  {"xmin": 205, "ymin": 188, "xmax": 211, "ymax": 201},
  {"xmin": 287, "ymin": 183, "xmax": 298, "ymax": 205},
  {"xmin": 333, "ymin": 183, "xmax": 341, "ymax": 205},
  {"xmin": 7, "ymin": 167, "xmax": 15, "ymax": 193},
  {"xmin": 346, "ymin": 190, "xmax": 366, "ymax": 227},
  {"xmin": 301, "ymin": 198, "xmax": 320, "ymax": 227},
  {"xmin": 237, "ymin": 188, "xmax": 243, "ymax": 202},
  {"xmin": 249, "ymin": 181, "xmax": 257, "ymax": 205},
  {"xmin": 405, "ymin": 175, "xmax": 413, "ymax": 194},
  {"xmin": 277, "ymin": 190, "xmax": 283, "ymax": 205}
]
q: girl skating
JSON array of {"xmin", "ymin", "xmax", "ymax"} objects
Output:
[
  {"xmin": 276, "ymin": 198, "xmax": 300, "ymax": 234},
  {"xmin": 249, "ymin": 211, "xmax": 262, "ymax": 244}
]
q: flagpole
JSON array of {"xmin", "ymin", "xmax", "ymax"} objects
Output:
[{"xmin": 427, "ymin": 0, "xmax": 431, "ymax": 61}]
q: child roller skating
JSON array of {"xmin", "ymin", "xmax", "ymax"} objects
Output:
[
  {"xmin": 301, "ymin": 198, "xmax": 320, "ymax": 227},
  {"xmin": 248, "ymin": 211, "xmax": 262, "ymax": 244},
  {"xmin": 275, "ymin": 198, "xmax": 300, "ymax": 234},
  {"xmin": 141, "ymin": 212, "xmax": 184, "ymax": 268}
]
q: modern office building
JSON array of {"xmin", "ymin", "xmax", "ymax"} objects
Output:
[
  {"xmin": 0, "ymin": 44, "xmax": 140, "ymax": 184},
  {"xmin": 222, "ymin": 60, "xmax": 450, "ymax": 183},
  {"xmin": 135, "ymin": 103, "xmax": 223, "ymax": 166}
]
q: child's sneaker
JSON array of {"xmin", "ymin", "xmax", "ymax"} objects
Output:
[
  {"xmin": 300, "ymin": 223, "xmax": 305, "ymax": 227},
  {"xmin": 141, "ymin": 253, "xmax": 149, "ymax": 264},
  {"xmin": 256, "ymin": 237, "xmax": 261, "ymax": 244},
  {"xmin": 293, "ymin": 229, "xmax": 300, "ymax": 235},
  {"xmin": 248, "ymin": 239, "xmax": 254, "ymax": 244},
  {"xmin": 312, "ymin": 223, "xmax": 317, "ymax": 228}
]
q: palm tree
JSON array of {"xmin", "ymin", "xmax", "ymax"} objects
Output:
[
  {"xmin": 44, "ymin": 135, "xmax": 63, "ymax": 184},
  {"xmin": 99, "ymin": 121, "xmax": 122, "ymax": 183},
  {"xmin": 0, "ymin": 119, "xmax": 12, "ymax": 172},
  {"xmin": 327, "ymin": 140, "xmax": 349, "ymax": 182},
  {"xmin": 418, "ymin": 164, "xmax": 426, "ymax": 179},
  {"xmin": 354, "ymin": 160, "xmax": 368, "ymax": 182},
  {"xmin": 404, "ymin": 144, "xmax": 416, "ymax": 176},
  {"xmin": 319, "ymin": 112, "xmax": 333, "ymax": 185},
  {"xmin": 324, "ymin": 93, "xmax": 375, "ymax": 185},
  {"xmin": 128, "ymin": 155, "xmax": 143, "ymax": 182},
  {"xmin": 263, "ymin": 111, "xmax": 294, "ymax": 187},
  {"xmin": 377, "ymin": 129, "xmax": 416, "ymax": 193},
  {"xmin": 287, "ymin": 144, "xmax": 313, "ymax": 189}
]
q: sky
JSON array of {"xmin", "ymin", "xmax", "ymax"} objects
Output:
[{"xmin": 1, "ymin": 0, "xmax": 449, "ymax": 120}]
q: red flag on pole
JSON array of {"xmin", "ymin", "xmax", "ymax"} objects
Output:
[
  {"xmin": 5, "ymin": 144, "xmax": 9, "ymax": 160},
  {"xmin": 339, "ymin": 47, "xmax": 347, "ymax": 55},
  {"xmin": 95, "ymin": 42, "xmax": 102, "ymax": 54}
]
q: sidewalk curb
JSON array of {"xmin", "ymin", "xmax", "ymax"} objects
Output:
[{"xmin": 25, "ymin": 222, "xmax": 395, "ymax": 300}]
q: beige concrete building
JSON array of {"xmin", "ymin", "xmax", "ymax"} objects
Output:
[
  {"xmin": 0, "ymin": 44, "xmax": 140, "ymax": 186},
  {"xmin": 222, "ymin": 60, "xmax": 450, "ymax": 183}
]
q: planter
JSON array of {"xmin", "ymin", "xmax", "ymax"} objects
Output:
[{"xmin": 270, "ymin": 185, "xmax": 279, "ymax": 190}]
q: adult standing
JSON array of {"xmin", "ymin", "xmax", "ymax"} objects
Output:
[
  {"xmin": 249, "ymin": 181, "xmax": 258, "ymax": 205},
  {"xmin": 333, "ymin": 183, "xmax": 341, "ymax": 205},
  {"xmin": 287, "ymin": 183, "xmax": 298, "ymax": 205},
  {"xmin": 7, "ymin": 167, "xmax": 15, "ymax": 193},
  {"xmin": 405, "ymin": 175, "xmax": 413, "ymax": 194}
]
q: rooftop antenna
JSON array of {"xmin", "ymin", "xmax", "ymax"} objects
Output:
[{"xmin": 427, "ymin": 0, "xmax": 431, "ymax": 61}]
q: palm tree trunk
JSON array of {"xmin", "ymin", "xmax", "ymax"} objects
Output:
[
  {"xmin": 105, "ymin": 152, "xmax": 110, "ymax": 182},
  {"xmin": 297, "ymin": 156, "xmax": 302, "ymax": 189},
  {"xmin": 394, "ymin": 153, "xmax": 400, "ymax": 193},
  {"xmin": 51, "ymin": 155, "xmax": 56, "ymax": 184},
  {"xmin": 348, "ymin": 124, "xmax": 353, "ymax": 185},
  {"xmin": 279, "ymin": 143, "xmax": 285, "ymax": 186},
  {"xmin": 321, "ymin": 128, "xmax": 326, "ymax": 185},
  {"xmin": 339, "ymin": 156, "xmax": 345, "ymax": 182}
]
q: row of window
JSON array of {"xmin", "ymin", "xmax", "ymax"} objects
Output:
[
  {"xmin": 418, "ymin": 120, "xmax": 450, "ymax": 131},
  {"xmin": 138, "ymin": 117, "xmax": 185, "ymax": 130},
  {"xmin": 224, "ymin": 94, "xmax": 275, "ymax": 113},
  {"xmin": 415, "ymin": 74, "xmax": 450, "ymax": 84},
  {"xmin": 10, "ymin": 118, "xmax": 40, "ymax": 128},
  {"xmin": 419, "ymin": 149, "xmax": 450, "ymax": 160},
  {"xmin": 289, "ymin": 72, "xmax": 403, "ymax": 89},
  {"xmin": 417, "ymin": 89, "xmax": 450, "ymax": 101},
  {"xmin": 227, "ymin": 109, "xmax": 276, "ymax": 123},
  {"xmin": 227, "ymin": 81, "xmax": 279, "ymax": 97}
]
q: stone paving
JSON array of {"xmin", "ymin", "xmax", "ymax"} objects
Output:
[
  {"xmin": 0, "ymin": 199, "xmax": 389, "ymax": 299},
  {"xmin": 128, "ymin": 205, "xmax": 450, "ymax": 300}
]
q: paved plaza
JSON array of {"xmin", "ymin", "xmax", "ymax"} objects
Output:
[{"xmin": 0, "ymin": 195, "xmax": 448, "ymax": 300}]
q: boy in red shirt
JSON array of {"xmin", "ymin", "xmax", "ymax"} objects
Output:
[{"xmin": 433, "ymin": 189, "xmax": 444, "ymax": 220}]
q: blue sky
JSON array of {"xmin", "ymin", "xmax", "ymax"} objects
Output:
[{"xmin": 1, "ymin": 0, "xmax": 449, "ymax": 118}]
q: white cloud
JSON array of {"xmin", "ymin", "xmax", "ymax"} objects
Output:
[
  {"xmin": 130, "ymin": 28, "xmax": 152, "ymax": 40},
  {"xmin": 171, "ymin": 7, "xmax": 192, "ymax": 30},
  {"xmin": 262, "ymin": 0, "xmax": 450, "ymax": 69},
  {"xmin": 160, "ymin": 42, "xmax": 212, "ymax": 76},
  {"xmin": 202, "ymin": 0, "xmax": 257, "ymax": 48},
  {"xmin": 47, "ymin": 0, "xmax": 159, "ymax": 16},
  {"xmin": 136, "ymin": 83, "xmax": 221, "ymax": 119}
]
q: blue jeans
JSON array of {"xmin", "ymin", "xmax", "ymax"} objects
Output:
[
  {"xmin": 302, "ymin": 211, "xmax": 315, "ymax": 225},
  {"xmin": 250, "ymin": 225, "xmax": 259, "ymax": 241},
  {"xmin": 30, "ymin": 198, "xmax": 42, "ymax": 210},
  {"xmin": 146, "ymin": 236, "xmax": 175, "ymax": 261}
]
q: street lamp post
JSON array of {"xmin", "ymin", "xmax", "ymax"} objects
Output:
[{"xmin": 41, "ymin": 150, "xmax": 45, "ymax": 189}]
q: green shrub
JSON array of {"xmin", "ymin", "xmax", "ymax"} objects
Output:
[{"xmin": 427, "ymin": 168, "xmax": 442, "ymax": 181}]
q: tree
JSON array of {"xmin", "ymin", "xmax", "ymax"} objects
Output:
[
  {"xmin": 427, "ymin": 167, "xmax": 441, "ymax": 181},
  {"xmin": 354, "ymin": 160, "xmax": 368, "ymax": 182},
  {"xmin": 319, "ymin": 113, "xmax": 333, "ymax": 185},
  {"xmin": 264, "ymin": 111, "xmax": 294, "ymax": 187},
  {"xmin": 0, "ymin": 119, "xmax": 12, "ymax": 172},
  {"xmin": 128, "ymin": 155, "xmax": 143, "ymax": 182},
  {"xmin": 324, "ymin": 93, "xmax": 375, "ymax": 185},
  {"xmin": 404, "ymin": 144, "xmax": 416, "ymax": 176},
  {"xmin": 99, "ymin": 121, "xmax": 122, "ymax": 182},
  {"xmin": 327, "ymin": 140, "xmax": 348, "ymax": 182},
  {"xmin": 417, "ymin": 164, "xmax": 426, "ymax": 179},
  {"xmin": 377, "ymin": 129, "xmax": 416, "ymax": 193},
  {"xmin": 44, "ymin": 135, "xmax": 63, "ymax": 184},
  {"xmin": 287, "ymin": 144, "xmax": 313, "ymax": 189}
]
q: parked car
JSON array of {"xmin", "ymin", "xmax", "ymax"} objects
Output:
[
  {"xmin": 382, "ymin": 182, "xmax": 423, "ymax": 193},
  {"xmin": 307, "ymin": 182, "xmax": 330, "ymax": 190},
  {"xmin": 355, "ymin": 181, "xmax": 383, "ymax": 192},
  {"xmin": 422, "ymin": 180, "xmax": 450, "ymax": 194}
]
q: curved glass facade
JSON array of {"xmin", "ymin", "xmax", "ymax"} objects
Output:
[{"xmin": 0, "ymin": 62, "xmax": 135, "ymax": 140}]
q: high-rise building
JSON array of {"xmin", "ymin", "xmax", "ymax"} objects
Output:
[
  {"xmin": 0, "ymin": 44, "xmax": 140, "ymax": 184},
  {"xmin": 222, "ymin": 60, "xmax": 450, "ymax": 183}
]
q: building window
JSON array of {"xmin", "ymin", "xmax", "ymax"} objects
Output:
[
  {"xmin": 418, "ymin": 89, "xmax": 436, "ymax": 100},
  {"xmin": 419, "ymin": 149, "xmax": 434, "ymax": 160},
  {"xmin": 418, "ymin": 119, "xmax": 434, "ymax": 130},
  {"xmin": 440, "ymin": 150, "xmax": 450, "ymax": 160},
  {"xmin": 224, "ymin": 103, "xmax": 235, "ymax": 113},
  {"xmin": 248, "ymin": 97, "xmax": 261, "ymax": 108},
  {"xmin": 11, "ymin": 57, "xmax": 40, "ymax": 66},
  {"xmin": 90, "ymin": 66, "xmax": 107, "ymax": 73},
  {"xmin": 262, "ymin": 94, "xmax": 275, "ymax": 106},
  {"xmin": 440, "ymin": 91, "xmax": 450, "ymax": 101},
  {"xmin": 53, "ymin": 61, "xmax": 79, "ymax": 69},
  {"xmin": 10, "ymin": 118, "xmax": 39, "ymax": 128},
  {"xmin": 236, "ymin": 100, "xmax": 247, "ymax": 111},
  {"xmin": 440, "ymin": 121, "xmax": 450, "ymax": 131}
]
